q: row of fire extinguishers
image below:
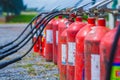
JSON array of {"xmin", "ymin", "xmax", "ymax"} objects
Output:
[{"xmin": 32, "ymin": 0, "xmax": 120, "ymax": 80}]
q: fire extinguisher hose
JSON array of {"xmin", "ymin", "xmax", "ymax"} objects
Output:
[
  {"xmin": 0, "ymin": 12, "xmax": 69, "ymax": 69},
  {"xmin": 0, "ymin": 12, "xmax": 48, "ymax": 49},
  {"xmin": 0, "ymin": 11, "xmax": 59, "ymax": 54},
  {"xmin": 0, "ymin": 11, "xmax": 60, "ymax": 59}
]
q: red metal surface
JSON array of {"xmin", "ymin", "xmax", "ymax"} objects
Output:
[
  {"xmin": 58, "ymin": 18, "xmax": 69, "ymax": 69},
  {"xmin": 33, "ymin": 37, "xmax": 40, "ymax": 53},
  {"xmin": 53, "ymin": 16, "xmax": 63, "ymax": 64},
  {"xmin": 45, "ymin": 19, "xmax": 55, "ymax": 61},
  {"xmin": 38, "ymin": 36, "xmax": 42, "ymax": 55},
  {"xmin": 100, "ymin": 20, "xmax": 120, "ymax": 80},
  {"xmin": 60, "ymin": 29, "xmax": 68, "ymax": 80},
  {"xmin": 33, "ymin": 18, "xmax": 41, "ymax": 53},
  {"xmin": 66, "ymin": 17, "xmax": 86, "ymax": 80},
  {"xmin": 75, "ymin": 17, "xmax": 95, "ymax": 80},
  {"xmin": 84, "ymin": 18, "xmax": 110, "ymax": 80},
  {"xmin": 41, "ymin": 36, "xmax": 45, "ymax": 57}
]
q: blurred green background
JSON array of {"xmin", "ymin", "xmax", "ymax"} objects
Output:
[{"xmin": 0, "ymin": 0, "xmax": 119, "ymax": 23}]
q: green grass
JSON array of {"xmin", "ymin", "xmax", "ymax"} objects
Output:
[{"xmin": 7, "ymin": 13, "xmax": 37, "ymax": 23}]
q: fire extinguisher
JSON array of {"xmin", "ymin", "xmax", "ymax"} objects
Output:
[
  {"xmin": 53, "ymin": 15, "xmax": 63, "ymax": 64},
  {"xmin": 58, "ymin": 18, "xmax": 69, "ymax": 69},
  {"xmin": 59, "ymin": 19, "xmax": 73, "ymax": 80},
  {"xmin": 38, "ymin": 13, "xmax": 49, "ymax": 56},
  {"xmin": 100, "ymin": 19, "xmax": 120, "ymax": 80},
  {"xmin": 58, "ymin": 12, "xmax": 78, "ymax": 70},
  {"xmin": 33, "ymin": 18, "xmax": 41, "ymax": 53},
  {"xmin": 66, "ymin": 16, "xmax": 86, "ymax": 80},
  {"xmin": 84, "ymin": 18, "xmax": 110, "ymax": 80},
  {"xmin": 40, "ymin": 28, "xmax": 46, "ymax": 57},
  {"xmin": 45, "ymin": 19, "xmax": 55, "ymax": 61},
  {"xmin": 60, "ymin": 28, "xmax": 68, "ymax": 80},
  {"xmin": 58, "ymin": 13, "xmax": 76, "ymax": 70},
  {"xmin": 59, "ymin": 13, "xmax": 76, "ymax": 80},
  {"xmin": 75, "ymin": 17, "xmax": 95, "ymax": 80}
]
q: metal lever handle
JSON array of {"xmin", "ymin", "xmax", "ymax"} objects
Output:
[
  {"xmin": 76, "ymin": 1, "xmax": 94, "ymax": 9},
  {"xmin": 97, "ymin": 0, "xmax": 119, "ymax": 15},
  {"xmin": 71, "ymin": 1, "xmax": 93, "ymax": 13},
  {"xmin": 89, "ymin": 0, "xmax": 107, "ymax": 10},
  {"xmin": 97, "ymin": 0, "xmax": 113, "ymax": 9}
]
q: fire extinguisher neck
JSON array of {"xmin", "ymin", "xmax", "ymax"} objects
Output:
[
  {"xmin": 97, "ymin": 18, "xmax": 106, "ymax": 26},
  {"xmin": 87, "ymin": 17, "xmax": 95, "ymax": 25},
  {"xmin": 76, "ymin": 16, "xmax": 82, "ymax": 22},
  {"xmin": 68, "ymin": 18, "xmax": 75, "ymax": 23},
  {"xmin": 58, "ymin": 15, "xmax": 62, "ymax": 19}
]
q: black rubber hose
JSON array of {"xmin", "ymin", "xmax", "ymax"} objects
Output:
[
  {"xmin": 0, "ymin": 13, "xmax": 41, "ymax": 49},
  {"xmin": 0, "ymin": 11, "xmax": 59, "ymax": 54},
  {"xmin": 0, "ymin": 12, "xmax": 59, "ymax": 60},
  {"xmin": 0, "ymin": 13, "xmax": 69, "ymax": 69},
  {"xmin": 0, "ymin": 12, "xmax": 58, "ymax": 55},
  {"xmin": 106, "ymin": 24, "xmax": 120, "ymax": 80},
  {"xmin": 0, "ymin": 12, "xmax": 48, "ymax": 49}
]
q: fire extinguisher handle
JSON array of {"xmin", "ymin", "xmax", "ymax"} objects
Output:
[
  {"xmin": 97, "ymin": 0, "xmax": 113, "ymax": 9},
  {"xmin": 71, "ymin": 1, "xmax": 94, "ymax": 12},
  {"xmin": 77, "ymin": 1, "xmax": 94, "ymax": 10},
  {"xmin": 0, "ymin": 57, "xmax": 21, "ymax": 69},
  {"xmin": 89, "ymin": 0, "xmax": 107, "ymax": 10}
]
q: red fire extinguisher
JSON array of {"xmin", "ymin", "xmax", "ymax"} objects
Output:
[
  {"xmin": 41, "ymin": 37, "xmax": 45, "ymax": 57},
  {"xmin": 33, "ymin": 36, "xmax": 40, "ymax": 53},
  {"xmin": 75, "ymin": 17, "xmax": 95, "ymax": 80},
  {"xmin": 60, "ymin": 28, "xmax": 68, "ymax": 80},
  {"xmin": 58, "ymin": 13, "xmax": 75, "ymax": 69},
  {"xmin": 58, "ymin": 18, "xmax": 69, "ymax": 68},
  {"xmin": 100, "ymin": 19, "xmax": 120, "ymax": 80},
  {"xmin": 40, "ymin": 28, "xmax": 46, "ymax": 57},
  {"xmin": 66, "ymin": 16, "xmax": 86, "ymax": 80},
  {"xmin": 59, "ymin": 19, "xmax": 73, "ymax": 80},
  {"xmin": 45, "ymin": 19, "xmax": 55, "ymax": 61},
  {"xmin": 33, "ymin": 18, "xmax": 41, "ymax": 53},
  {"xmin": 53, "ymin": 16, "xmax": 63, "ymax": 64},
  {"xmin": 84, "ymin": 18, "xmax": 110, "ymax": 80}
]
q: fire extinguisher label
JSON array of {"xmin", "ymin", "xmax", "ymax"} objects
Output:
[
  {"xmin": 56, "ymin": 31, "xmax": 58, "ymax": 44},
  {"xmin": 68, "ymin": 42, "xmax": 76, "ymax": 66},
  {"xmin": 91, "ymin": 54, "xmax": 100, "ymax": 80},
  {"xmin": 61, "ymin": 44, "xmax": 66, "ymax": 65},
  {"xmin": 46, "ymin": 30, "xmax": 53, "ymax": 43},
  {"xmin": 111, "ymin": 63, "xmax": 120, "ymax": 79}
]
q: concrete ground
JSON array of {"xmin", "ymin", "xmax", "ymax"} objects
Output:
[{"xmin": 0, "ymin": 24, "xmax": 59, "ymax": 80}]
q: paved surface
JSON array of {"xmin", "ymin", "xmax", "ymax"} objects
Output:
[
  {"xmin": 0, "ymin": 23, "xmax": 28, "ymax": 27},
  {"xmin": 0, "ymin": 24, "xmax": 59, "ymax": 80}
]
